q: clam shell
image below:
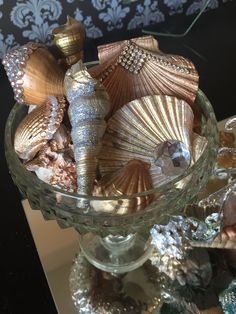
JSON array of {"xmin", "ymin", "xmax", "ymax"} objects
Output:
[
  {"xmin": 52, "ymin": 15, "xmax": 86, "ymax": 66},
  {"xmin": 2, "ymin": 43, "xmax": 65, "ymax": 105},
  {"xmin": 92, "ymin": 159, "xmax": 153, "ymax": 214},
  {"xmin": 89, "ymin": 36, "xmax": 199, "ymax": 118},
  {"xmin": 14, "ymin": 96, "xmax": 67, "ymax": 160},
  {"xmin": 64, "ymin": 61, "xmax": 110, "ymax": 197},
  {"xmin": 99, "ymin": 95, "xmax": 196, "ymax": 187}
]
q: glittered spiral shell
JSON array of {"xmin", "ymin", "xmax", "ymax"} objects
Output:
[
  {"xmin": 2, "ymin": 43, "xmax": 65, "ymax": 105},
  {"xmin": 14, "ymin": 96, "xmax": 67, "ymax": 160},
  {"xmin": 64, "ymin": 60, "xmax": 110, "ymax": 197},
  {"xmin": 89, "ymin": 36, "xmax": 199, "ymax": 118}
]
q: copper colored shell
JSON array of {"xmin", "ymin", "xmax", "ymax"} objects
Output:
[
  {"xmin": 89, "ymin": 36, "xmax": 199, "ymax": 118},
  {"xmin": 3, "ymin": 43, "xmax": 65, "ymax": 105},
  {"xmin": 92, "ymin": 159, "xmax": 153, "ymax": 214},
  {"xmin": 52, "ymin": 16, "xmax": 86, "ymax": 66},
  {"xmin": 99, "ymin": 95, "xmax": 196, "ymax": 187},
  {"xmin": 14, "ymin": 96, "xmax": 66, "ymax": 160}
]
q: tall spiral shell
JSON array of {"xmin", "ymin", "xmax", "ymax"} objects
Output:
[
  {"xmin": 64, "ymin": 60, "xmax": 110, "ymax": 197},
  {"xmin": 89, "ymin": 36, "xmax": 199, "ymax": 118},
  {"xmin": 92, "ymin": 159, "xmax": 153, "ymax": 214},
  {"xmin": 14, "ymin": 96, "xmax": 66, "ymax": 160},
  {"xmin": 2, "ymin": 43, "xmax": 65, "ymax": 105},
  {"xmin": 99, "ymin": 95, "xmax": 207, "ymax": 187}
]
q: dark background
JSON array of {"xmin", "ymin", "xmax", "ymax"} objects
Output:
[{"xmin": 1, "ymin": 2, "xmax": 236, "ymax": 313}]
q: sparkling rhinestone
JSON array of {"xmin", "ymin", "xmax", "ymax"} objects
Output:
[{"xmin": 153, "ymin": 140, "xmax": 191, "ymax": 176}]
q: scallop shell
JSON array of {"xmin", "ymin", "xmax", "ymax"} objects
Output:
[
  {"xmin": 99, "ymin": 95, "xmax": 199, "ymax": 187},
  {"xmin": 64, "ymin": 60, "xmax": 110, "ymax": 197},
  {"xmin": 14, "ymin": 96, "xmax": 67, "ymax": 160},
  {"xmin": 92, "ymin": 159, "xmax": 153, "ymax": 214},
  {"xmin": 2, "ymin": 43, "xmax": 65, "ymax": 105},
  {"xmin": 52, "ymin": 15, "xmax": 86, "ymax": 66},
  {"xmin": 89, "ymin": 36, "xmax": 199, "ymax": 118}
]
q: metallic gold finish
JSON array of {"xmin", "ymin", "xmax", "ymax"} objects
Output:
[
  {"xmin": 52, "ymin": 16, "xmax": 86, "ymax": 66},
  {"xmin": 3, "ymin": 43, "xmax": 65, "ymax": 105},
  {"xmin": 89, "ymin": 36, "xmax": 199, "ymax": 118},
  {"xmin": 99, "ymin": 95, "xmax": 198, "ymax": 188},
  {"xmin": 14, "ymin": 96, "xmax": 66, "ymax": 160},
  {"xmin": 219, "ymin": 131, "xmax": 235, "ymax": 148},
  {"xmin": 64, "ymin": 61, "xmax": 110, "ymax": 197},
  {"xmin": 93, "ymin": 160, "xmax": 153, "ymax": 214},
  {"xmin": 200, "ymin": 307, "xmax": 223, "ymax": 314}
]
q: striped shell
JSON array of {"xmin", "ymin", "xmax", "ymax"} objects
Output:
[
  {"xmin": 89, "ymin": 36, "xmax": 199, "ymax": 118},
  {"xmin": 99, "ymin": 95, "xmax": 205, "ymax": 187},
  {"xmin": 92, "ymin": 159, "xmax": 153, "ymax": 214},
  {"xmin": 14, "ymin": 96, "xmax": 67, "ymax": 160}
]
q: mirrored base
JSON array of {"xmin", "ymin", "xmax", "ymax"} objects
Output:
[{"xmin": 69, "ymin": 251, "xmax": 164, "ymax": 314}]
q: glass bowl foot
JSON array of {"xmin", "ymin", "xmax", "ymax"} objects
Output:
[{"xmin": 69, "ymin": 252, "xmax": 164, "ymax": 314}]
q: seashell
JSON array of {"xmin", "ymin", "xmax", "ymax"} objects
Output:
[
  {"xmin": 49, "ymin": 124, "xmax": 72, "ymax": 152},
  {"xmin": 99, "ymin": 95, "xmax": 203, "ymax": 188},
  {"xmin": 92, "ymin": 159, "xmax": 153, "ymax": 214},
  {"xmin": 25, "ymin": 143, "xmax": 77, "ymax": 193},
  {"xmin": 89, "ymin": 36, "xmax": 199, "ymax": 118},
  {"xmin": 14, "ymin": 96, "xmax": 67, "ymax": 160},
  {"xmin": 2, "ymin": 43, "xmax": 65, "ymax": 105},
  {"xmin": 64, "ymin": 60, "xmax": 110, "ymax": 197},
  {"xmin": 200, "ymin": 307, "xmax": 223, "ymax": 314},
  {"xmin": 52, "ymin": 15, "xmax": 86, "ymax": 67}
]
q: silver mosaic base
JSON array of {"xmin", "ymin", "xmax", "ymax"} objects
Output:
[{"xmin": 69, "ymin": 252, "xmax": 165, "ymax": 314}]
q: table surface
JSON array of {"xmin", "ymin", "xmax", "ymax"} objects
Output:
[{"xmin": 1, "ymin": 3, "xmax": 236, "ymax": 314}]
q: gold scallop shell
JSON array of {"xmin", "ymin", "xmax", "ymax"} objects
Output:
[
  {"xmin": 89, "ymin": 36, "xmax": 199, "ymax": 118},
  {"xmin": 99, "ymin": 95, "xmax": 197, "ymax": 187},
  {"xmin": 14, "ymin": 96, "xmax": 67, "ymax": 160},
  {"xmin": 3, "ymin": 43, "xmax": 65, "ymax": 105},
  {"xmin": 92, "ymin": 159, "xmax": 153, "ymax": 214},
  {"xmin": 52, "ymin": 16, "xmax": 86, "ymax": 66}
]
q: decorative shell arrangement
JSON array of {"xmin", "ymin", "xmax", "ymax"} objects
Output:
[
  {"xmin": 89, "ymin": 36, "xmax": 199, "ymax": 118},
  {"xmin": 3, "ymin": 23, "xmax": 209, "ymax": 214}
]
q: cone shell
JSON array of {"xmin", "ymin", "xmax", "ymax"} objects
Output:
[
  {"xmin": 92, "ymin": 160, "xmax": 153, "ymax": 214},
  {"xmin": 14, "ymin": 96, "xmax": 67, "ymax": 160},
  {"xmin": 99, "ymin": 95, "xmax": 198, "ymax": 187},
  {"xmin": 64, "ymin": 61, "xmax": 110, "ymax": 196},
  {"xmin": 2, "ymin": 43, "xmax": 65, "ymax": 105},
  {"xmin": 89, "ymin": 36, "xmax": 199, "ymax": 118},
  {"xmin": 52, "ymin": 16, "xmax": 86, "ymax": 66}
]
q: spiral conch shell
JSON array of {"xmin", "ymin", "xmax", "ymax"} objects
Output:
[
  {"xmin": 89, "ymin": 36, "xmax": 199, "ymax": 118},
  {"xmin": 2, "ymin": 43, "xmax": 65, "ymax": 105},
  {"xmin": 99, "ymin": 95, "xmax": 207, "ymax": 187},
  {"xmin": 64, "ymin": 60, "xmax": 110, "ymax": 197},
  {"xmin": 92, "ymin": 159, "xmax": 153, "ymax": 214},
  {"xmin": 52, "ymin": 16, "xmax": 86, "ymax": 67},
  {"xmin": 14, "ymin": 96, "xmax": 66, "ymax": 160}
]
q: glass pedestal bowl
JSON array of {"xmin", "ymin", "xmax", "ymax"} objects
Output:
[{"xmin": 5, "ymin": 90, "xmax": 219, "ymax": 313}]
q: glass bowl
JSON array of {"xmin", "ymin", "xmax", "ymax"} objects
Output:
[{"xmin": 5, "ymin": 89, "xmax": 219, "ymax": 273}]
